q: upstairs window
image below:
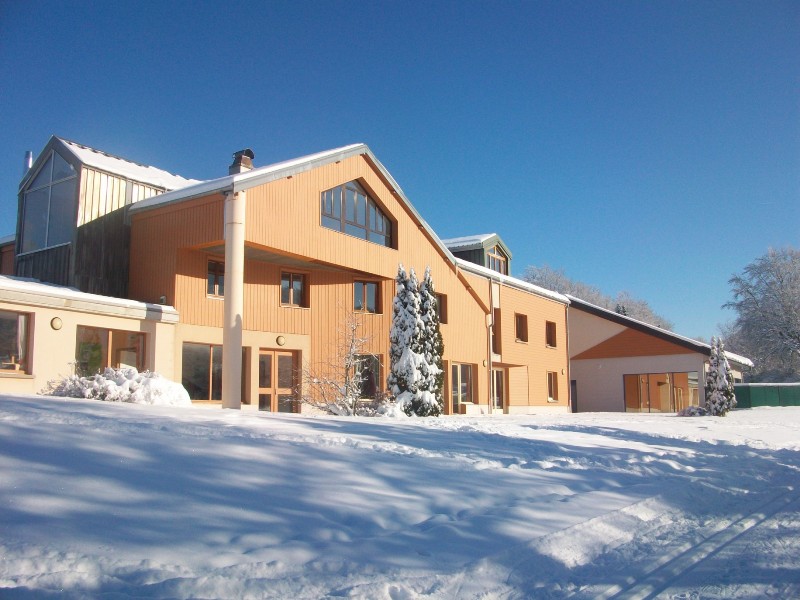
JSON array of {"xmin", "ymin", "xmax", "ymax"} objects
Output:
[
  {"xmin": 354, "ymin": 280, "xmax": 380, "ymax": 314},
  {"xmin": 515, "ymin": 313, "xmax": 528, "ymax": 342},
  {"xmin": 207, "ymin": 260, "xmax": 224, "ymax": 297},
  {"xmin": 435, "ymin": 293, "xmax": 448, "ymax": 324},
  {"xmin": 20, "ymin": 150, "xmax": 78, "ymax": 253},
  {"xmin": 281, "ymin": 272, "xmax": 307, "ymax": 307},
  {"xmin": 546, "ymin": 321, "xmax": 557, "ymax": 347},
  {"xmin": 486, "ymin": 245, "xmax": 508, "ymax": 275},
  {"xmin": 321, "ymin": 181, "xmax": 393, "ymax": 247}
]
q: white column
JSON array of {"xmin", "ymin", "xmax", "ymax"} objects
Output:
[{"xmin": 222, "ymin": 190, "xmax": 245, "ymax": 409}]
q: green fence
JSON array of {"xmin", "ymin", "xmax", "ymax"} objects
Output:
[{"xmin": 734, "ymin": 384, "xmax": 800, "ymax": 408}]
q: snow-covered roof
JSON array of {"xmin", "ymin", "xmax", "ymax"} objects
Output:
[
  {"xmin": 0, "ymin": 275, "xmax": 179, "ymax": 323},
  {"xmin": 566, "ymin": 294, "xmax": 753, "ymax": 367},
  {"xmin": 455, "ymin": 257, "xmax": 569, "ymax": 305},
  {"xmin": 58, "ymin": 138, "xmax": 201, "ymax": 190},
  {"xmin": 0, "ymin": 234, "xmax": 14, "ymax": 246},
  {"xmin": 441, "ymin": 233, "xmax": 497, "ymax": 250}
]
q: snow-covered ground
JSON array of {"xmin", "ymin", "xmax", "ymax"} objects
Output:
[{"xmin": 1, "ymin": 394, "xmax": 799, "ymax": 599}]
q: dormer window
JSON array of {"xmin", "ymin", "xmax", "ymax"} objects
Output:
[
  {"xmin": 20, "ymin": 150, "xmax": 77, "ymax": 253},
  {"xmin": 320, "ymin": 181, "xmax": 393, "ymax": 247},
  {"xmin": 486, "ymin": 245, "xmax": 508, "ymax": 275}
]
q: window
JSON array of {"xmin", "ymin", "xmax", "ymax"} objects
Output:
[
  {"xmin": 356, "ymin": 354, "xmax": 381, "ymax": 399},
  {"xmin": 547, "ymin": 371, "xmax": 559, "ymax": 402},
  {"xmin": 182, "ymin": 343, "xmax": 223, "ymax": 401},
  {"xmin": 75, "ymin": 326, "xmax": 145, "ymax": 376},
  {"xmin": 354, "ymin": 280, "xmax": 380, "ymax": 313},
  {"xmin": 20, "ymin": 150, "xmax": 78, "ymax": 253},
  {"xmin": 515, "ymin": 313, "xmax": 528, "ymax": 342},
  {"xmin": 435, "ymin": 293, "xmax": 448, "ymax": 324},
  {"xmin": 546, "ymin": 321, "xmax": 557, "ymax": 347},
  {"xmin": 486, "ymin": 245, "xmax": 508, "ymax": 275},
  {"xmin": 321, "ymin": 180, "xmax": 393, "ymax": 247},
  {"xmin": 624, "ymin": 372, "xmax": 700, "ymax": 413},
  {"xmin": 207, "ymin": 260, "xmax": 224, "ymax": 296},
  {"xmin": 281, "ymin": 272, "xmax": 306, "ymax": 307},
  {"xmin": 451, "ymin": 363, "xmax": 474, "ymax": 413},
  {"xmin": 0, "ymin": 310, "xmax": 30, "ymax": 374}
]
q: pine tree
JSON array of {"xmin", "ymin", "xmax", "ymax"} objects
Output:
[
  {"xmin": 387, "ymin": 264, "xmax": 442, "ymax": 416},
  {"xmin": 705, "ymin": 337, "xmax": 737, "ymax": 416},
  {"xmin": 416, "ymin": 267, "xmax": 444, "ymax": 416}
]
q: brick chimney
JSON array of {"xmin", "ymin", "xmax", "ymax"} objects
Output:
[{"xmin": 229, "ymin": 149, "xmax": 255, "ymax": 175}]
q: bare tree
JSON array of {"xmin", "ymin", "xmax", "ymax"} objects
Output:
[
  {"xmin": 298, "ymin": 310, "xmax": 382, "ymax": 416},
  {"xmin": 723, "ymin": 247, "xmax": 800, "ymax": 381},
  {"xmin": 522, "ymin": 264, "xmax": 673, "ymax": 330}
]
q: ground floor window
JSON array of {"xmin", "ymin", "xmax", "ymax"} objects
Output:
[
  {"xmin": 547, "ymin": 371, "xmax": 559, "ymax": 402},
  {"xmin": 76, "ymin": 326, "xmax": 145, "ymax": 376},
  {"xmin": 356, "ymin": 354, "xmax": 381, "ymax": 399},
  {"xmin": 0, "ymin": 310, "xmax": 30, "ymax": 373},
  {"xmin": 182, "ymin": 343, "xmax": 223, "ymax": 401},
  {"xmin": 624, "ymin": 372, "xmax": 700, "ymax": 413},
  {"xmin": 451, "ymin": 363, "xmax": 474, "ymax": 413}
]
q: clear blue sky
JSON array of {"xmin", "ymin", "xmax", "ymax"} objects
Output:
[{"xmin": 1, "ymin": 1, "xmax": 797, "ymax": 340}]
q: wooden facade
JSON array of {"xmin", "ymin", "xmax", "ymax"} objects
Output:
[{"xmin": 128, "ymin": 147, "xmax": 570, "ymax": 413}]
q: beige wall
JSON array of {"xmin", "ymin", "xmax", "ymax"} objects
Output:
[{"xmin": 0, "ymin": 298, "xmax": 176, "ymax": 396}]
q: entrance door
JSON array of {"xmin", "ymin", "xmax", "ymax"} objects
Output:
[
  {"xmin": 492, "ymin": 368, "xmax": 505, "ymax": 412},
  {"xmin": 258, "ymin": 350, "xmax": 298, "ymax": 412}
]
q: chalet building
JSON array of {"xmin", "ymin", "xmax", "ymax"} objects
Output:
[
  {"xmin": 567, "ymin": 295, "xmax": 752, "ymax": 412},
  {"xmin": 0, "ymin": 137, "xmax": 571, "ymax": 415}
]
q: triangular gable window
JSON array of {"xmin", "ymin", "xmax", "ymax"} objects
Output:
[
  {"xmin": 20, "ymin": 149, "xmax": 78, "ymax": 253},
  {"xmin": 320, "ymin": 180, "xmax": 393, "ymax": 247}
]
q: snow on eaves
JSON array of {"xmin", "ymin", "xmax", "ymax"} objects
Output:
[
  {"xmin": 130, "ymin": 144, "xmax": 367, "ymax": 213},
  {"xmin": 440, "ymin": 233, "xmax": 497, "ymax": 251},
  {"xmin": 455, "ymin": 258, "xmax": 569, "ymax": 304},
  {"xmin": 566, "ymin": 294, "xmax": 754, "ymax": 367},
  {"xmin": 59, "ymin": 138, "xmax": 201, "ymax": 191},
  {"xmin": 0, "ymin": 275, "xmax": 178, "ymax": 323}
]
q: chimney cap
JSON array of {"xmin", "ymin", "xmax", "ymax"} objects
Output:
[{"xmin": 233, "ymin": 148, "xmax": 255, "ymax": 160}]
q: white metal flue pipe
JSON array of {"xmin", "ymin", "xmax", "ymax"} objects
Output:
[{"xmin": 222, "ymin": 190, "xmax": 245, "ymax": 409}]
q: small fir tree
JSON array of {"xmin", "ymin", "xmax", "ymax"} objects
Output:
[{"xmin": 705, "ymin": 337, "xmax": 737, "ymax": 416}]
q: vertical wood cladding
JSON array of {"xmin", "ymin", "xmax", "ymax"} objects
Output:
[
  {"xmin": 15, "ymin": 244, "xmax": 71, "ymax": 286},
  {"xmin": 73, "ymin": 208, "xmax": 130, "ymax": 298}
]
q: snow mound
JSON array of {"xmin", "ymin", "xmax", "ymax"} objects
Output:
[
  {"xmin": 44, "ymin": 367, "xmax": 191, "ymax": 406},
  {"xmin": 677, "ymin": 406, "xmax": 708, "ymax": 417}
]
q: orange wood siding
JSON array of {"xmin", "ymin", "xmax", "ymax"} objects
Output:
[{"xmin": 573, "ymin": 327, "xmax": 696, "ymax": 360}]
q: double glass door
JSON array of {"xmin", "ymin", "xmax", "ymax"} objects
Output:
[{"xmin": 258, "ymin": 350, "xmax": 297, "ymax": 412}]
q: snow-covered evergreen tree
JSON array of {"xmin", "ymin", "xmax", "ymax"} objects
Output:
[
  {"xmin": 387, "ymin": 264, "xmax": 441, "ymax": 416},
  {"xmin": 705, "ymin": 337, "xmax": 737, "ymax": 416},
  {"xmin": 416, "ymin": 267, "xmax": 444, "ymax": 416}
]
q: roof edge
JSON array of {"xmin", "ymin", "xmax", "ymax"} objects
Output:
[{"xmin": 455, "ymin": 258, "xmax": 569, "ymax": 304}]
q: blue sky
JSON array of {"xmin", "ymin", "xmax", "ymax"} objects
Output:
[{"xmin": 1, "ymin": 1, "xmax": 797, "ymax": 339}]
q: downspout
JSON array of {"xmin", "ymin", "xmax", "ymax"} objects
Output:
[
  {"xmin": 565, "ymin": 303, "xmax": 573, "ymax": 412},
  {"xmin": 487, "ymin": 276, "xmax": 494, "ymax": 415},
  {"xmin": 222, "ymin": 189, "xmax": 245, "ymax": 409}
]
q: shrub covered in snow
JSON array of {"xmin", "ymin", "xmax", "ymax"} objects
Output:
[
  {"xmin": 677, "ymin": 405, "xmax": 708, "ymax": 417},
  {"xmin": 705, "ymin": 337, "xmax": 737, "ymax": 416},
  {"xmin": 44, "ymin": 367, "xmax": 191, "ymax": 407}
]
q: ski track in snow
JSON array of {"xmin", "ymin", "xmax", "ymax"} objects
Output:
[{"xmin": 1, "ymin": 394, "xmax": 799, "ymax": 599}]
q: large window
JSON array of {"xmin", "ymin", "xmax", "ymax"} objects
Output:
[
  {"xmin": 356, "ymin": 354, "xmax": 381, "ymax": 399},
  {"xmin": 281, "ymin": 272, "xmax": 306, "ymax": 307},
  {"xmin": 75, "ymin": 326, "xmax": 145, "ymax": 376},
  {"xmin": 624, "ymin": 372, "xmax": 700, "ymax": 413},
  {"xmin": 207, "ymin": 260, "xmax": 224, "ymax": 297},
  {"xmin": 21, "ymin": 150, "xmax": 77, "ymax": 253},
  {"xmin": 451, "ymin": 363, "xmax": 474, "ymax": 413},
  {"xmin": 486, "ymin": 245, "xmax": 508, "ymax": 275},
  {"xmin": 354, "ymin": 280, "xmax": 380, "ymax": 313},
  {"xmin": 0, "ymin": 311, "xmax": 30, "ymax": 374},
  {"xmin": 321, "ymin": 180, "xmax": 393, "ymax": 247},
  {"xmin": 182, "ymin": 343, "xmax": 223, "ymax": 401}
]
